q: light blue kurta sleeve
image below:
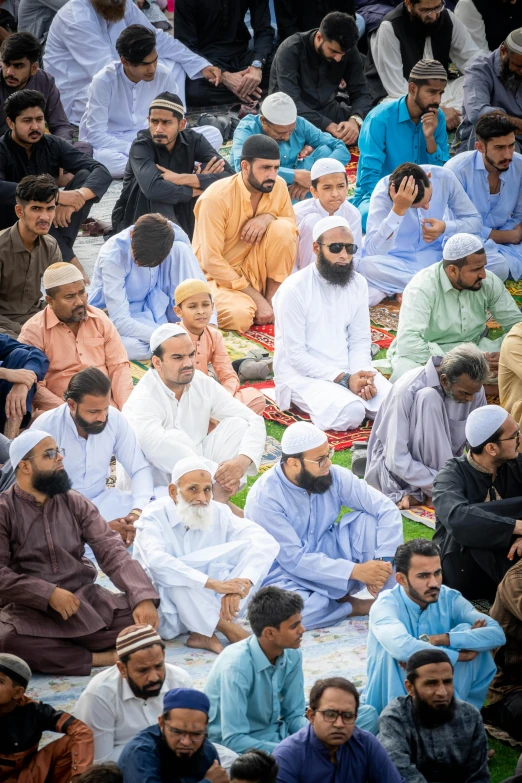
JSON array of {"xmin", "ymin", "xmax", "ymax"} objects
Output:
[
  {"xmin": 300, "ymin": 118, "xmax": 350, "ymax": 166},
  {"xmin": 231, "ymin": 115, "xmax": 259, "ymax": 172},
  {"xmin": 444, "ymin": 169, "xmax": 482, "ymax": 237},
  {"xmin": 448, "ymin": 592, "xmax": 506, "ymax": 651},
  {"xmin": 364, "ymin": 192, "xmax": 405, "ymax": 256},
  {"xmin": 113, "ymin": 412, "xmax": 154, "ymax": 510},
  {"xmin": 355, "ymin": 113, "xmax": 388, "ymax": 201},
  {"xmin": 279, "ymin": 654, "xmax": 308, "ymax": 736}
]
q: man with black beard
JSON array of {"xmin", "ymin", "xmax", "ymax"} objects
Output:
[
  {"xmin": 273, "ymin": 214, "xmax": 391, "ymax": 433},
  {"xmin": 378, "ymin": 649, "xmax": 490, "ymax": 782},
  {"xmin": 0, "ymin": 429, "xmax": 160, "ymax": 675},
  {"xmin": 245, "ymin": 421, "xmax": 403, "ymax": 629}
]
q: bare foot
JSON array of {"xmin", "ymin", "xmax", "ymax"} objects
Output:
[
  {"xmin": 395, "ymin": 293, "xmax": 403, "ymax": 304},
  {"xmin": 186, "ymin": 632, "xmax": 224, "ymax": 654},
  {"xmin": 3, "ymin": 417, "xmax": 22, "ymax": 441},
  {"xmin": 397, "ymin": 494, "xmax": 422, "ymax": 511},
  {"xmin": 487, "ymin": 749, "xmax": 495, "ymax": 760},
  {"xmin": 424, "ymin": 497, "xmax": 434, "ymax": 509},
  {"xmin": 92, "ymin": 649, "xmax": 118, "ymax": 668},
  {"xmin": 339, "ymin": 596, "xmax": 375, "ymax": 616},
  {"xmin": 216, "ymin": 618, "xmax": 250, "ymax": 644}
]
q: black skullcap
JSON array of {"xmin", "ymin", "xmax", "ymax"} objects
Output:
[
  {"xmin": 406, "ymin": 648, "xmax": 453, "ymax": 675},
  {"xmin": 241, "ymin": 133, "xmax": 280, "ymax": 160}
]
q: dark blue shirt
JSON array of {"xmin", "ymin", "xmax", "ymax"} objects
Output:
[
  {"xmin": 273, "ymin": 723, "xmax": 405, "ymax": 783},
  {"xmin": 0, "ymin": 334, "xmax": 48, "ymax": 380}
]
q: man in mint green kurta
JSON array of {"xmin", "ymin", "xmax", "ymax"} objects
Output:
[{"xmin": 388, "ymin": 234, "xmax": 522, "ymax": 381}]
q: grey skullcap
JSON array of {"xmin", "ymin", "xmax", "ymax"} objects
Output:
[
  {"xmin": 409, "ymin": 59, "xmax": 448, "ymax": 82},
  {"xmin": 0, "ymin": 653, "xmax": 32, "ymax": 688},
  {"xmin": 241, "ymin": 134, "xmax": 280, "ymax": 160},
  {"xmin": 506, "ymin": 28, "xmax": 522, "ymax": 55}
]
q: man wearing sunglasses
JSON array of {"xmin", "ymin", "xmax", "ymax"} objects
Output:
[{"xmin": 433, "ymin": 405, "xmax": 522, "ymax": 601}]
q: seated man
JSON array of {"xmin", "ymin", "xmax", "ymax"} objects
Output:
[
  {"xmin": 353, "ymin": 59, "xmax": 449, "ymax": 230},
  {"xmin": 89, "ymin": 214, "xmax": 205, "ymax": 360},
  {"xmin": 80, "ymin": 26, "xmax": 222, "ymax": 179},
  {"xmin": 365, "ymin": 0, "xmax": 480, "ymax": 129},
  {"xmin": 364, "ymin": 538, "xmax": 505, "ymax": 714},
  {"xmin": 19, "ymin": 263, "xmax": 133, "ymax": 414},
  {"xmin": 119, "ymin": 688, "xmax": 227, "ymax": 783},
  {"xmin": 433, "ymin": 405, "xmax": 522, "ymax": 601},
  {"xmin": 500, "ymin": 321, "xmax": 522, "ymax": 428},
  {"xmin": 274, "ymin": 0, "xmax": 364, "ymax": 42},
  {"xmin": 274, "ymin": 676, "xmax": 405, "ymax": 783},
  {"xmin": 0, "ymin": 90, "xmax": 111, "ymax": 279},
  {"xmin": 0, "ymin": 336, "xmax": 48, "ymax": 441},
  {"xmin": 0, "ymin": 429, "xmax": 160, "ymax": 675},
  {"xmin": 112, "ymin": 92, "xmax": 233, "ymax": 239},
  {"xmin": 133, "ymin": 457, "xmax": 279, "ymax": 650},
  {"xmin": 447, "ymin": 114, "xmax": 522, "ymax": 281},
  {"xmin": 269, "ymin": 12, "xmax": 372, "ymax": 147},
  {"xmin": 174, "ymin": 279, "xmax": 266, "ymax": 415},
  {"xmin": 456, "ymin": 29, "xmax": 522, "ymax": 153},
  {"xmin": 378, "ymin": 649, "xmax": 490, "ymax": 782},
  {"xmin": 0, "ymin": 653, "xmax": 94, "ymax": 781},
  {"xmin": 293, "ymin": 159, "xmax": 362, "ymax": 271},
  {"xmin": 245, "ymin": 422, "xmax": 403, "ymax": 628},
  {"xmin": 360, "ymin": 164, "xmax": 484, "ymax": 306},
  {"xmin": 273, "ymin": 216, "xmax": 391, "ymax": 431},
  {"xmin": 387, "ymin": 234, "xmax": 522, "ymax": 380},
  {"xmin": 365, "ymin": 344, "xmax": 488, "ymax": 510},
  {"xmin": 455, "ymin": 0, "xmax": 522, "ymax": 54},
  {"xmin": 231, "ymin": 93, "xmax": 350, "ymax": 203},
  {"xmin": 32, "ymin": 368, "xmax": 154, "ymax": 545},
  {"xmin": 175, "ymin": 0, "xmax": 273, "ymax": 107},
  {"xmin": 192, "ymin": 134, "xmax": 298, "ymax": 332},
  {"xmin": 123, "ymin": 325, "xmax": 266, "ymax": 493}
]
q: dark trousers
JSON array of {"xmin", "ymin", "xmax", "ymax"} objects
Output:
[
  {"xmin": 49, "ymin": 169, "xmax": 94, "ymax": 262},
  {"xmin": 483, "ymin": 692, "xmax": 522, "ymax": 741},
  {"xmin": 441, "ymin": 549, "xmax": 512, "ymax": 602},
  {"xmin": 0, "ymin": 347, "xmax": 39, "ymax": 433}
]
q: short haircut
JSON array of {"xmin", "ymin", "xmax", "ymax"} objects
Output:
[
  {"xmin": 439, "ymin": 343, "xmax": 489, "ymax": 386},
  {"xmin": 161, "ymin": 708, "xmax": 208, "ymax": 723},
  {"xmin": 311, "ymin": 172, "xmax": 348, "ymax": 190},
  {"xmin": 388, "ymin": 163, "xmax": 430, "ymax": 205},
  {"xmin": 406, "ymin": 648, "xmax": 453, "ymax": 684},
  {"xmin": 230, "ymin": 751, "xmax": 278, "ymax": 783},
  {"xmin": 119, "ymin": 641, "xmax": 165, "ymax": 666},
  {"xmin": 76, "ymin": 762, "xmax": 123, "ymax": 783},
  {"xmin": 15, "ymin": 174, "xmax": 58, "ymax": 205},
  {"xmin": 409, "ymin": 78, "xmax": 441, "ymax": 88},
  {"xmin": 476, "ymin": 113, "xmax": 517, "ymax": 143},
  {"xmin": 4, "ymin": 89, "xmax": 45, "ymax": 121},
  {"xmin": 309, "ymin": 676, "xmax": 360, "ymax": 713},
  {"xmin": 319, "ymin": 11, "xmax": 358, "ymax": 51},
  {"xmin": 247, "ymin": 586, "xmax": 304, "ymax": 638},
  {"xmin": 442, "ymin": 247, "xmax": 486, "ymax": 270},
  {"xmin": 131, "ymin": 213, "xmax": 174, "ymax": 267},
  {"xmin": 63, "ymin": 367, "xmax": 112, "ymax": 404},
  {"xmin": 115, "ymin": 24, "xmax": 156, "ymax": 65},
  {"xmin": 395, "ymin": 539, "xmax": 441, "ymax": 576},
  {"xmin": 469, "ymin": 426, "xmax": 504, "ymax": 455},
  {"xmin": 0, "ymin": 32, "xmax": 41, "ymax": 65},
  {"xmin": 280, "ymin": 451, "xmax": 303, "ymax": 464}
]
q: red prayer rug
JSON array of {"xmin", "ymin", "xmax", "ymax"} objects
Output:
[
  {"xmin": 400, "ymin": 505, "xmax": 436, "ymax": 530},
  {"xmin": 240, "ymin": 324, "xmax": 395, "ymax": 352}
]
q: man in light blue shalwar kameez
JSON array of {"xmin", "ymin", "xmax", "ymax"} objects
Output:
[
  {"xmin": 364, "ymin": 538, "xmax": 505, "ymax": 715},
  {"xmin": 89, "ymin": 215, "xmax": 208, "ymax": 360}
]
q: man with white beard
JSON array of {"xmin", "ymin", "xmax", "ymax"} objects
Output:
[{"xmin": 132, "ymin": 457, "xmax": 279, "ymax": 654}]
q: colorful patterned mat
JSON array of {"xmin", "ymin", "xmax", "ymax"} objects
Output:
[
  {"xmin": 240, "ymin": 323, "xmax": 395, "ymax": 352},
  {"xmin": 400, "ymin": 505, "xmax": 436, "ymax": 530}
]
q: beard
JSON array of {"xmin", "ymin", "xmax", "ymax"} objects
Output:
[
  {"xmin": 500, "ymin": 57, "xmax": 522, "ymax": 92},
  {"xmin": 91, "ymin": 0, "xmax": 126, "ymax": 21},
  {"xmin": 409, "ymin": 10, "xmax": 444, "ymax": 36},
  {"xmin": 246, "ymin": 170, "xmax": 276, "ymax": 193},
  {"xmin": 126, "ymin": 671, "xmax": 165, "ymax": 700},
  {"xmin": 413, "ymin": 693, "xmax": 456, "ymax": 727},
  {"xmin": 176, "ymin": 494, "xmax": 214, "ymax": 531},
  {"xmin": 316, "ymin": 247, "xmax": 355, "ymax": 287},
  {"xmin": 485, "ymin": 150, "xmax": 511, "ymax": 173},
  {"xmin": 32, "ymin": 467, "xmax": 72, "ymax": 498},
  {"xmin": 295, "ymin": 462, "xmax": 333, "ymax": 494},
  {"xmin": 73, "ymin": 411, "xmax": 108, "ymax": 435}
]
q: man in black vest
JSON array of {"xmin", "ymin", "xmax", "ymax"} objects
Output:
[
  {"xmin": 365, "ymin": 0, "xmax": 480, "ymax": 130},
  {"xmin": 455, "ymin": 0, "xmax": 522, "ymax": 55}
]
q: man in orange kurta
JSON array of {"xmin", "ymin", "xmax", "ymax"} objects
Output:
[{"xmin": 192, "ymin": 134, "xmax": 298, "ymax": 332}]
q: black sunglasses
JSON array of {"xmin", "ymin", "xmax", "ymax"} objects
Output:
[{"xmin": 316, "ymin": 242, "xmax": 358, "ymax": 255}]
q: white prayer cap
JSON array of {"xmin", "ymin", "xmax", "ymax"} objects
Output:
[
  {"xmin": 442, "ymin": 233, "xmax": 484, "ymax": 261},
  {"xmin": 465, "ymin": 405, "xmax": 509, "ymax": 447},
  {"xmin": 261, "ymin": 92, "xmax": 297, "ymax": 125},
  {"xmin": 43, "ymin": 262, "xmax": 84, "ymax": 290},
  {"xmin": 150, "ymin": 323, "xmax": 187, "ymax": 353},
  {"xmin": 506, "ymin": 28, "xmax": 522, "ymax": 55},
  {"xmin": 312, "ymin": 215, "xmax": 352, "ymax": 242},
  {"xmin": 310, "ymin": 158, "xmax": 346, "ymax": 181},
  {"xmin": 171, "ymin": 457, "xmax": 213, "ymax": 485},
  {"xmin": 281, "ymin": 422, "xmax": 328, "ymax": 455},
  {"xmin": 10, "ymin": 430, "xmax": 53, "ymax": 471}
]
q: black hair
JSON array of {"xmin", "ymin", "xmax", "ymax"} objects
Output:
[
  {"xmin": 319, "ymin": 11, "xmax": 358, "ymax": 52},
  {"xmin": 442, "ymin": 247, "xmax": 486, "ymax": 270},
  {"xmin": 230, "ymin": 750, "xmax": 278, "ymax": 783},
  {"xmin": 161, "ymin": 708, "xmax": 209, "ymax": 723},
  {"xmin": 389, "ymin": 162, "xmax": 430, "ymax": 205},
  {"xmin": 469, "ymin": 426, "xmax": 504, "ymax": 455},
  {"xmin": 4, "ymin": 89, "xmax": 45, "ymax": 121},
  {"xmin": 0, "ymin": 32, "xmax": 41, "ymax": 65},
  {"xmin": 476, "ymin": 113, "xmax": 518, "ymax": 143},
  {"xmin": 395, "ymin": 539, "xmax": 441, "ymax": 576},
  {"xmin": 76, "ymin": 762, "xmax": 123, "ymax": 783},
  {"xmin": 309, "ymin": 676, "xmax": 360, "ymax": 712},
  {"xmin": 311, "ymin": 172, "xmax": 348, "ymax": 190},
  {"xmin": 63, "ymin": 367, "xmax": 112, "ymax": 404},
  {"xmin": 15, "ymin": 174, "xmax": 58, "ymax": 205},
  {"xmin": 280, "ymin": 451, "xmax": 303, "ymax": 464},
  {"xmin": 131, "ymin": 213, "xmax": 174, "ymax": 267},
  {"xmin": 247, "ymin": 586, "xmax": 304, "ymax": 638},
  {"xmin": 406, "ymin": 649, "xmax": 453, "ymax": 683},
  {"xmin": 116, "ymin": 24, "xmax": 156, "ymax": 65}
]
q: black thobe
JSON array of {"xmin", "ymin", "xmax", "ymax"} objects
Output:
[
  {"xmin": 432, "ymin": 453, "xmax": 522, "ymax": 601},
  {"xmin": 112, "ymin": 128, "xmax": 234, "ymax": 239}
]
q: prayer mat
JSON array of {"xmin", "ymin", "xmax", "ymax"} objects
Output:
[
  {"xmin": 484, "ymin": 724, "xmax": 522, "ymax": 748},
  {"xmin": 240, "ymin": 323, "xmax": 395, "ymax": 352},
  {"xmin": 346, "ymin": 146, "xmax": 360, "ymax": 198},
  {"xmin": 369, "ymin": 299, "xmax": 400, "ymax": 332},
  {"xmin": 400, "ymin": 505, "xmax": 436, "ymax": 530},
  {"xmin": 130, "ymin": 359, "xmax": 150, "ymax": 385},
  {"xmin": 471, "ymin": 598, "xmax": 492, "ymax": 615}
]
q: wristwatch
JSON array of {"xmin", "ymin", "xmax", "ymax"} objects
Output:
[
  {"xmin": 337, "ymin": 373, "xmax": 351, "ymax": 389},
  {"xmin": 350, "ymin": 115, "xmax": 363, "ymax": 128},
  {"xmin": 419, "ymin": 634, "xmax": 432, "ymax": 644},
  {"xmin": 251, "ymin": 60, "xmax": 263, "ymax": 69}
]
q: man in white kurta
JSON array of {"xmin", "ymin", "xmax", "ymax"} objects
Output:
[
  {"xmin": 133, "ymin": 458, "xmax": 279, "ymax": 652},
  {"xmin": 274, "ymin": 216, "xmax": 391, "ymax": 432},
  {"xmin": 293, "ymin": 158, "xmax": 363, "ymax": 273},
  {"xmin": 123, "ymin": 324, "xmax": 266, "ymax": 495}
]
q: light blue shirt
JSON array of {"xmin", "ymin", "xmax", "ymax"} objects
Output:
[
  {"xmin": 354, "ymin": 96, "xmax": 449, "ymax": 206},
  {"xmin": 230, "ymin": 114, "xmax": 350, "ymax": 184},
  {"xmin": 205, "ymin": 634, "xmax": 307, "ymax": 754}
]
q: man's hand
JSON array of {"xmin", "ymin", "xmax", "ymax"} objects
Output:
[
  {"xmin": 241, "ymin": 213, "xmax": 275, "ymax": 245},
  {"xmin": 441, "ymin": 105, "xmax": 461, "ymax": 130},
  {"xmin": 205, "ymin": 760, "xmax": 229, "ymax": 783},
  {"xmin": 508, "ymin": 536, "xmax": 522, "ymax": 560},
  {"xmin": 485, "ymin": 352, "xmax": 500, "ymax": 377},
  {"xmin": 220, "ymin": 593, "xmax": 241, "ymax": 621},
  {"xmin": 206, "ymin": 577, "xmax": 252, "ymax": 595},
  {"xmin": 351, "ymin": 560, "xmax": 393, "ymax": 589},
  {"xmin": 288, "ymin": 182, "xmax": 309, "ymax": 201},
  {"xmin": 156, "ymin": 165, "xmax": 183, "ymax": 184},
  {"xmin": 200, "ymin": 156, "xmax": 226, "ymax": 175},
  {"xmin": 221, "ymin": 70, "xmax": 248, "ymax": 97},
  {"xmin": 297, "ymin": 144, "xmax": 314, "ymax": 160},
  {"xmin": 133, "ymin": 599, "xmax": 159, "ymax": 629},
  {"xmin": 427, "ymin": 633, "xmax": 450, "ymax": 646},
  {"xmin": 58, "ymin": 189, "xmax": 86, "ymax": 211},
  {"xmin": 334, "ymin": 119, "xmax": 360, "ymax": 145},
  {"xmin": 421, "ymin": 217, "xmax": 446, "ymax": 243},
  {"xmin": 202, "ymin": 66, "xmax": 221, "ymax": 86},
  {"xmin": 390, "ymin": 175, "xmax": 419, "ymax": 216},
  {"xmin": 347, "ymin": 370, "xmax": 377, "ymax": 395},
  {"xmin": 293, "ymin": 169, "xmax": 312, "ymax": 189},
  {"xmin": 214, "ymin": 455, "xmax": 252, "ymax": 490},
  {"xmin": 458, "ymin": 650, "xmax": 478, "ymax": 662},
  {"xmin": 108, "ymin": 514, "xmax": 137, "ymax": 547},
  {"xmin": 421, "ymin": 108, "xmax": 438, "ymax": 140},
  {"xmin": 48, "ymin": 587, "xmax": 81, "ymax": 620},
  {"xmin": 5, "ymin": 383, "xmax": 30, "ymax": 420},
  {"xmin": 236, "ymin": 66, "xmax": 263, "ymax": 100},
  {"xmin": 0, "ymin": 368, "xmax": 37, "ymax": 387},
  {"xmin": 471, "ymin": 618, "xmax": 487, "ymax": 629},
  {"xmin": 54, "ymin": 205, "xmax": 76, "ymax": 228},
  {"xmin": 253, "ymin": 296, "xmax": 274, "ymax": 324}
]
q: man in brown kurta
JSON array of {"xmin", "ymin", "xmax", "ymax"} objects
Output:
[{"xmin": 0, "ymin": 429, "xmax": 160, "ymax": 676}]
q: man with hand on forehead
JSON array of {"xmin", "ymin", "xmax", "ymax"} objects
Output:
[{"xmin": 274, "ymin": 215, "xmax": 391, "ymax": 432}]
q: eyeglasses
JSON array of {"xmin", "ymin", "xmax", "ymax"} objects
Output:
[
  {"xmin": 316, "ymin": 242, "xmax": 358, "ymax": 255},
  {"xmin": 25, "ymin": 447, "xmax": 66, "ymax": 461},
  {"xmin": 417, "ymin": 0, "xmax": 445, "ymax": 17},
  {"xmin": 315, "ymin": 709, "xmax": 357, "ymax": 725},
  {"xmin": 497, "ymin": 428, "xmax": 520, "ymax": 442},
  {"xmin": 302, "ymin": 448, "xmax": 335, "ymax": 468},
  {"xmin": 163, "ymin": 724, "xmax": 207, "ymax": 740}
]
